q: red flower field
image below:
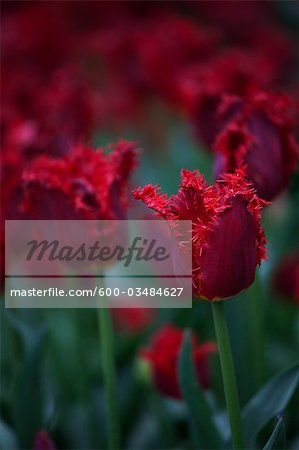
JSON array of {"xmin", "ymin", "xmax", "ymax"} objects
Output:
[{"xmin": 1, "ymin": 2, "xmax": 299, "ymax": 450}]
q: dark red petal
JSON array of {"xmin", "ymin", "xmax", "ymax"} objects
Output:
[
  {"xmin": 132, "ymin": 184, "xmax": 169, "ymax": 217},
  {"xmin": 245, "ymin": 111, "xmax": 284, "ymax": 201},
  {"xmin": 199, "ymin": 196, "xmax": 258, "ymax": 300},
  {"xmin": 21, "ymin": 185, "xmax": 86, "ymax": 219},
  {"xmin": 214, "ymin": 92, "xmax": 299, "ymax": 201},
  {"xmin": 169, "ymin": 188, "xmax": 207, "ymax": 222}
]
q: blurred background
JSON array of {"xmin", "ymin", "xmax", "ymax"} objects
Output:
[{"xmin": 1, "ymin": 1, "xmax": 299, "ymax": 449}]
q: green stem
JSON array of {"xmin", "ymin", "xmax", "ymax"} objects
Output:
[
  {"xmin": 212, "ymin": 301, "xmax": 245, "ymax": 450},
  {"xmin": 249, "ymin": 275, "xmax": 266, "ymax": 389},
  {"xmin": 97, "ymin": 307, "xmax": 120, "ymax": 450}
]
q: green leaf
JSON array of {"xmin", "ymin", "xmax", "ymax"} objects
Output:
[
  {"xmin": 178, "ymin": 330, "xmax": 223, "ymax": 449},
  {"xmin": 263, "ymin": 417, "xmax": 286, "ymax": 450},
  {"xmin": 13, "ymin": 332, "xmax": 45, "ymax": 449},
  {"xmin": 242, "ymin": 362, "xmax": 299, "ymax": 447},
  {"xmin": 7, "ymin": 311, "xmax": 46, "ymax": 449},
  {"xmin": 150, "ymin": 390, "xmax": 178, "ymax": 448}
]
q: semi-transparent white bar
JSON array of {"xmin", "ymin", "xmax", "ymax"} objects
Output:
[
  {"xmin": 5, "ymin": 276, "xmax": 192, "ymax": 308},
  {"xmin": 5, "ymin": 220, "xmax": 192, "ymax": 308}
]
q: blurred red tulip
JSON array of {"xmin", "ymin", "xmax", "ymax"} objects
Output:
[
  {"xmin": 1, "ymin": 141, "xmax": 138, "ymax": 286},
  {"xmin": 6, "ymin": 140, "xmax": 138, "ymax": 221},
  {"xmin": 176, "ymin": 49, "xmax": 280, "ymax": 149},
  {"xmin": 140, "ymin": 324, "xmax": 217, "ymax": 398},
  {"xmin": 214, "ymin": 91, "xmax": 298, "ymax": 201}
]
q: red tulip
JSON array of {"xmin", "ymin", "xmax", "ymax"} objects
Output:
[
  {"xmin": 1, "ymin": 141, "xmax": 138, "ymax": 286},
  {"xmin": 140, "ymin": 324, "xmax": 217, "ymax": 398},
  {"xmin": 176, "ymin": 50, "xmax": 278, "ymax": 150},
  {"xmin": 133, "ymin": 168, "xmax": 267, "ymax": 300},
  {"xmin": 214, "ymin": 91, "xmax": 298, "ymax": 201},
  {"xmin": 16, "ymin": 140, "xmax": 138, "ymax": 220}
]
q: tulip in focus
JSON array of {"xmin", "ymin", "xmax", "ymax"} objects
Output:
[
  {"xmin": 140, "ymin": 324, "xmax": 217, "ymax": 398},
  {"xmin": 134, "ymin": 168, "xmax": 267, "ymax": 300}
]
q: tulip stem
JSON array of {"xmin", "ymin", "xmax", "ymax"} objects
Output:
[
  {"xmin": 212, "ymin": 301, "xmax": 245, "ymax": 450},
  {"xmin": 249, "ymin": 275, "xmax": 266, "ymax": 389},
  {"xmin": 97, "ymin": 306, "xmax": 120, "ymax": 450}
]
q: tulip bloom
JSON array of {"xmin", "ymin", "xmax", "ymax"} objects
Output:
[
  {"xmin": 140, "ymin": 324, "xmax": 217, "ymax": 398},
  {"xmin": 18, "ymin": 140, "xmax": 138, "ymax": 220},
  {"xmin": 1, "ymin": 139, "xmax": 137, "ymax": 222},
  {"xmin": 176, "ymin": 50, "xmax": 278, "ymax": 149},
  {"xmin": 214, "ymin": 92, "xmax": 298, "ymax": 201},
  {"xmin": 1, "ymin": 141, "xmax": 138, "ymax": 286},
  {"xmin": 133, "ymin": 168, "xmax": 267, "ymax": 300}
]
